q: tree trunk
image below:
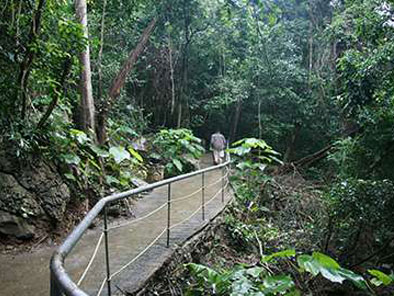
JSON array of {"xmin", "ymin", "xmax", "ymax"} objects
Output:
[
  {"xmin": 229, "ymin": 98, "xmax": 242, "ymax": 143},
  {"xmin": 258, "ymin": 100, "xmax": 262, "ymax": 139},
  {"xmin": 75, "ymin": 0, "xmax": 95, "ymax": 133},
  {"xmin": 284, "ymin": 123, "xmax": 301, "ymax": 162},
  {"xmin": 97, "ymin": 0, "xmax": 107, "ymax": 103},
  {"xmin": 175, "ymin": 0, "xmax": 190, "ymax": 128},
  {"xmin": 37, "ymin": 58, "xmax": 71, "ymax": 129},
  {"xmin": 19, "ymin": 0, "xmax": 46, "ymax": 119},
  {"xmin": 168, "ymin": 32, "xmax": 176, "ymax": 115},
  {"xmin": 177, "ymin": 103, "xmax": 182, "ymax": 128},
  {"xmin": 97, "ymin": 17, "xmax": 157, "ymax": 144},
  {"xmin": 108, "ymin": 18, "xmax": 157, "ymax": 100}
]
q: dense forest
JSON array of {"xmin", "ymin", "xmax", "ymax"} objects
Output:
[{"xmin": 1, "ymin": 0, "xmax": 394, "ymax": 294}]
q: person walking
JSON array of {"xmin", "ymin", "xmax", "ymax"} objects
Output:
[{"xmin": 210, "ymin": 130, "xmax": 226, "ymax": 165}]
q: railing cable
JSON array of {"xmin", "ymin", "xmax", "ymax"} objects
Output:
[
  {"xmin": 169, "ymin": 181, "xmax": 229, "ymax": 230},
  {"xmin": 107, "ymin": 179, "xmax": 229, "ymax": 280},
  {"xmin": 204, "ymin": 170, "xmax": 229, "ymax": 190},
  {"xmin": 170, "ymin": 186, "xmax": 202, "ymax": 203},
  {"xmin": 77, "ymin": 232, "xmax": 105, "ymax": 286},
  {"xmin": 50, "ymin": 160, "xmax": 231, "ymax": 296},
  {"xmin": 96, "ymin": 277, "xmax": 107, "ymax": 296},
  {"xmin": 108, "ymin": 202, "xmax": 167, "ymax": 230},
  {"xmin": 107, "ymin": 171, "xmax": 229, "ymax": 230},
  {"xmin": 109, "ymin": 227, "xmax": 167, "ymax": 280}
]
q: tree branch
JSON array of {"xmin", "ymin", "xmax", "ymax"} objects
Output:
[
  {"xmin": 36, "ymin": 58, "xmax": 71, "ymax": 129},
  {"xmin": 19, "ymin": 0, "xmax": 46, "ymax": 119}
]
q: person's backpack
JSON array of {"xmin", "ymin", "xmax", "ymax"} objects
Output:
[{"xmin": 211, "ymin": 134, "xmax": 225, "ymax": 150}]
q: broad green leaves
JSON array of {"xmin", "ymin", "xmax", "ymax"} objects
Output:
[
  {"xmin": 262, "ymin": 275, "xmax": 295, "ymax": 295},
  {"xmin": 229, "ymin": 138, "xmax": 283, "ymax": 166},
  {"xmin": 185, "ymin": 250, "xmax": 392, "ymax": 295},
  {"xmin": 368, "ymin": 269, "xmax": 394, "ymax": 286},
  {"xmin": 297, "ymin": 252, "xmax": 366, "ymax": 288},
  {"xmin": 61, "ymin": 153, "xmax": 81, "ymax": 165},
  {"xmin": 263, "ymin": 249, "xmax": 296, "ymax": 263},
  {"xmin": 172, "ymin": 158, "xmax": 183, "ymax": 172},
  {"xmin": 153, "ymin": 129, "xmax": 205, "ymax": 177},
  {"xmin": 186, "ymin": 262, "xmax": 298, "ymax": 296},
  {"xmin": 109, "ymin": 146, "xmax": 130, "ymax": 164}
]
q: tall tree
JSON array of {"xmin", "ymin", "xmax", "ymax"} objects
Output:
[
  {"xmin": 96, "ymin": 17, "xmax": 157, "ymax": 144},
  {"xmin": 75, "ymin": 0, "xmax": 95, "ymax": 133}
]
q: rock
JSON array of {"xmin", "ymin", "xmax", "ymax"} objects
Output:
[
  {"xmin": 0, "ymin": 172, "xmax": 43, "ymax": 217},
  {"xmin": 14, "ymin": 161, "xmax": 71, "ymax": 223},
  {"xmin": 146, "ymin": 165, "xmax": 164, "ymax": 183},
  {"xmin": 0, "ymin": 210, "xmax": 35, "ymax": 239},
  {"xmin": 0, "ymin": 153, "xmax": 71, "ymax": 239}
]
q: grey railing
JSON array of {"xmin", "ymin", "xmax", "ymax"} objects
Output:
[{"xmin": 50, "ymin": 158, "xmax": 231, "ymax": 296}]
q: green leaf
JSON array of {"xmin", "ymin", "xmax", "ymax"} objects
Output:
[
  {"xmin": 297, "ymin": 255, "xmax": 320, "ymax": 276},
  {"xmin": 90, "ymin": 145, "xmax": 109, "ymax": 158},
  {"xmin": 312, "ymin": 252, "xmax": 341, "ymax": 269},
  {"xmin": 62, "ymin": 153, "xmax": 81, "ymax": 165},
  {"xmin": 263, "ymin": 249, "xmax": 296, "ymax": 263},
  {"xmin": 236, "ymin": 161, "xmax": 253, "ymax": 170},
  {"xmin": 128, "ymin": 147, "xmax": 143, "ymax": 162},
  {"xmin": 150, "ymin": 152, "xmax": 162, "ymax": 160},
  {"xmin": 89, "ymin": 159, "xmax": 101, "ymax": 171},
  {"xmin": 263, "ymin": 275, "xmax": 295, "ymax": 294},
  {"xmin": 297, "ymin": 253, "xmax": 366, "ymax": 289},
  {"xmin": 320, "ymin": 268, "xmax": 346, "ymax": 284},
  {"xmin": 231, "ymin": 275, "xmax": 253, "ymax": 295},
  {"xmin": 69, "ymin": 129, "xmax": 89, "ymax": 145},
  {"xmin": 368, "ymin": 269, "xmax": 393, "ymax": 286},
  {"xmin": 269, "ymin": 155, "xmax": 284, "ymax": 165},
  {"xmin": 64, "ymin": 173, "xmax": 76, "ymax": 181},
  {"xmin": 109, "ymin": 146, "xmax": 130, "ymax": 164},
  {"xmin": 106, "ymin": 175, "xmax": 120, "ymax": 185},
  {"xmin": 246, "ymin": 267, "xmax": 264, "ymax": 278},
  {"xmin": 338, "ymin": 268, "xmax": 366, "ymax": 289},
  {"xmin": 172, "ymin": 159, "xmax": 183, "ymax": 172}
]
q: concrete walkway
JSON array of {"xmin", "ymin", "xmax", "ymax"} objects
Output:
[{"xmin": 0, "ymin": 155, "xmax": 232, "ymax": 296}]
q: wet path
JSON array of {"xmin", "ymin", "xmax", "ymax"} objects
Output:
[{"xmin": 0, "ymin": 155, "xmax": 232, "ymax": 296}]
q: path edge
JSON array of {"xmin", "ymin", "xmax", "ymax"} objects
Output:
[{"xmin": 130, "ymin": 186, "xmax": 235, "ymax": 295}]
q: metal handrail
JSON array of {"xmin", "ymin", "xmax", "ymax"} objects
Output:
[{"xmin": 50, "ymin": 158, "xmax": 230, "ymax": 296}]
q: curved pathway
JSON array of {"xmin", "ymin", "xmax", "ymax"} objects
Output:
[{"xmin": 0, "ymin": 155, "xmax": 232, "ymax": 296}]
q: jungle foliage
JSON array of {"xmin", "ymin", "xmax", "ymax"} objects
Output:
[{"xmin": 1, "ymin": 0, "xmax": 394, "ymax": 294}]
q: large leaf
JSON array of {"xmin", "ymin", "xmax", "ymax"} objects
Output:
[
  {"xmin": 312, "ymin": 252, "xmax": 341, "ymax": 269},
  {"xmin": 368, "ymin": 269, "xmax": 393, "ymax": 286},
  {"xmin": 246, "ymin": 267, "xmax": 265, "ymax": 278},
  {"xmin": 172, "ymin": 159, "xmax": 183, "ymax": 172},
  {"xmin": 109, "ymin": 146, "xmax": 130, "ymax": 164},
  {"xmin": 231, "ymin": 275, "xmax": 253, "ymax": 295},
  {"xmin": 105, "ymin": 175, "xmax": 120, "ymax": 185},
  {"xmin": 337, "ymin": 268, "xmax": 366, "ymax": 289},
  {"xmin": 297, "ymin": 253, "xmax": 366, "ymax": 288},
  {"xmin": 128, "ymin": 147, "xmax": 143, "ymax": 162},
  {"xmin": 263, "ymin": 275, "xmax": 295, "ymax": 294},
  {"xmin": 263, "ymin": 249, "xmax": 296, "ymax": 263},
  {"xmin": 62, "ymin": 153, "xmax": 81, "ymax": 165},
  {"xmin": 297, "ymin": 255, "xmax": 320, "ymax": 276},
  {"xmin": 90, "ymin": 145, "xmax": 109, "ymax": 158},
  {"xmin": 70, "ymin": 129, "xmax": 89, "ymax": 145}
]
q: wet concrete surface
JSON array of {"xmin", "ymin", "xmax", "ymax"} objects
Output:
[{"xmin": 0, "ymin": 155, "xmax": 232, "ymax": 296}]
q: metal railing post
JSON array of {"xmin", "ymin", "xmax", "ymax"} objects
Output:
[
  {"xmin": 50, "ymin": 270, "xmax": 62, "ymax": 296},
  {"xmin": 104, "ymin": 206, "xmax": 112, "ymax": 296},
  {"xmin": 167, "ymin": 183, "xmax": 171, "ymax": 247},
  {"xmin": 202, "ymin": 172, "xmax": 205, "ymax": 220},
  {"xmin": 221, "ymin": 167, "xmax": 225, "ymax": 203}
]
